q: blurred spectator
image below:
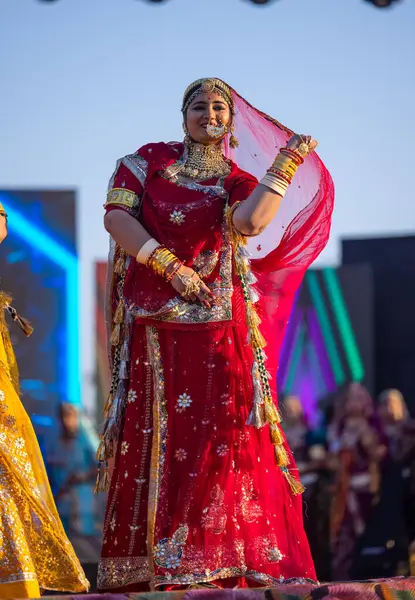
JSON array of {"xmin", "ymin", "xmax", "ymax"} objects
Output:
[
  {"xmin": 45, "ymin": 403, "xmax": 99, "ymax": 536},
  {"xmin": 329, "ymin": 383, "xmax": 387, "ymax": 580},
  {"xmin": 282, "ymin": 395, "xmax": 332, "ymax": 581},
  {"xmin": 377, "ymin": 389, "xmax": 415, "ymax": 571}
]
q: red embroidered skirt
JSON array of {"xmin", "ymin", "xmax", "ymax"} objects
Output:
[{"xmin": 98, "ymin": 321, "xmax": 316, "ymax": 591}]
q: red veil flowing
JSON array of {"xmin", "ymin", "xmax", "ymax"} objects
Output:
[{"xmin": 223, "ymin": 82, "xmax": 334, "ymax": 402}]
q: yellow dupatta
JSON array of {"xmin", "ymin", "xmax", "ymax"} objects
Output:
[{"xmin": 0, "ymin": 292, "xmax": 89, "ymax": 598}]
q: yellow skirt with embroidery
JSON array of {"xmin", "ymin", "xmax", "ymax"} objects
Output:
[{"xmin": 0, "ymin": 294, "xmax": 89, "ymax": 598}]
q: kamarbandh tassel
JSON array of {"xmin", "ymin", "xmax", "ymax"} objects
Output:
[
  {"xmin": 270, "ymin": 423, "xmax": 285, "ymax": 445},
  {"xmin": 247, "ymin": 305, "xmax": 261, "ymax": 327},
  {"xmin": 103, "ymin": 391, "xmax": 114, "ymax": 417},
  {"xmin": 248, "ymin": 328, "xmax": 267, "ymax": 349},
  {"xmin": 280, "ymin": 466, "xmax": 305, "ymax": 495},
  {"xmin": 249, "ymin": 287, "xmax": 260, "ymax": 304},
  {"xmin": 120, "ymin": 339, "xmax": 129, "ymax": 361},
  {"xmin": 110, "ymin": 323, "xmax": 121, "ymax": 346},
  {"xmin": 228, "ymin": 203, "xmax": 305, "ymax": 496},
  {"xmin": 274, "ymin": 444, "xmax": 290, "ymax": 467},
  {"xmin": 101, "ymin": 462, "xmax": 110, "ymax": 492},
  {"xmin": 119, "ymin": 360, "xmax": 129, "ymax": 380},
  {"xmin": 94, "ymin": 462, "xmax": 102, "ymax": 495},
  {"xmin": 264, "ymin": 399, "xmax": 281, "ymax": 424},
  {"xmin": 94, "ymin": 460, "xmax": 111, "ymax": 494},
  {"xmin": 246, "ymin": 402, "xmax": 266, "ymax": 428},
  {"xmin": 114, "ymin": 301, "xmax": 125, "ymax": 324},
  {"xmin": 114, "ymin": 249, "xmax": 126, "ymax": 274}
]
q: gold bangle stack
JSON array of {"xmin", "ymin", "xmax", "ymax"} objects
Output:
[
  {"xmin": 260, "ymin": 146, "xmax": 305, "ymax": 197},
  {"xmin": 146, "ymin": 246, "xmax": 182, "ymax": 281}
]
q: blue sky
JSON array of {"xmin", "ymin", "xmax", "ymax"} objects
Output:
[{"xmin": 1, "ymin": 0, "xmax": 414, "ymax": 411}]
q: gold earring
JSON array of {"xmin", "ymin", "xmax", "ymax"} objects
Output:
[
  {"xmin": 229, "ymin": 124, "xmax": 239, "ymax": 149},
  {"xmin": 182, "ymin": 122, "xmax": 188, "ymax": 134}
]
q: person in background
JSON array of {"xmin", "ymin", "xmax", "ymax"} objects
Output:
[
  {"xmin": 378, "ymin": 389, "xmax": 415, "ymax": 573},
  {"xmin": 46, "ymin": 403, "xmax": 98, "ymax": 537},
  {"xmin": 329, "ymin": 382, "xmax": 387, "ymax": 580},
  {"xmin": 282, "ymin": 395, "xmax": 332, "ymax": 581},
  {"xmin": 0, "ymin": 202, "xmax": 88, "ymax": 598}
]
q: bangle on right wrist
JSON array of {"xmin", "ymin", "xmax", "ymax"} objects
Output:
[{"xmin": 146, "ymin": 246, "xmax": 183, "ymax": 280}]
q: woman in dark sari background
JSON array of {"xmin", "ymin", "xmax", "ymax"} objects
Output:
[{"xmin": 329, "ymin": 383, "xmax": 387, "ymax": 580}]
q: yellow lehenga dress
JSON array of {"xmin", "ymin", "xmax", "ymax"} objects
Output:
[{"xmin": 0, "ymin": 292, "xmax": 89, "ymax": 598}]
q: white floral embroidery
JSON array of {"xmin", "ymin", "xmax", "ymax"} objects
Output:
[
  {"xmin": 0, "ymin": 390, "xmax": 5, "ymax": 401},
  {"xmin": 169, "ymin": 210, "xmax": 185, "ymax": 225},
  {"xmin": 175, "ymin": 448, "xmax": 187, "ymax": 462},
  {"xmin": 216, "ymin": 444, "xmax": 229, "ymax": 457},
  {"xmin": 267, "ymin": 547, "xmax": 283, "ymax": 562},
  {"xmin": 121, "ymin": 441, "xmax": 129, "ymax": 455},
  {"xmin": 176, "ymin": 392, "xmax": 192, "ymax": 413},
  {"xmin": 127, "ymin": 390, "xmax": 137, "ymax": 403},
  {"xmin": 14, "ymin": 437, "xmax": 25, "ymax": 449}
]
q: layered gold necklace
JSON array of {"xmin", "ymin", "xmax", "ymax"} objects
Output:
[{"xmin": 166, "ymin": 139, "xmax": 231, "ymax": 182}]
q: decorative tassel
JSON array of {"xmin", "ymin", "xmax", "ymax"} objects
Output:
[
  {"xmin": 6, "ymin": 305, "xmax": 34, "ymax": 337},
  {"xmin": 249, "ymin": 327, "xmax": 267, "ymax": 349},
  {"xmin": 110, "ymin": 323, "xmax": 121, "ymax": 346},
  {"xmin": 119, "ymin": 360, "xmax": 129, "ymax": 380},
  {"xmin": 246, "ymin": 361, "xmax": 266, "ymax": 428},
  {"xmin": 245, "ymin": 271, "xmax": 258, "ymax": 285},
  {"xmin": 239, "ymin": 259, "xmax": 250, "ymax": 276},
  {"xmin": 281, "ymin": 467, "xmax": 305, "ymax": 496},
  {"xmin": 104, "ymin": 391, "xmax": 114, "ymax": 417},
  {"xmin": 114, "ymin": 301, "xmax": 125, "ymax": 324},
  {"xmin": 274, "ymin": 444, "xmax": 290, "ymax": 467},
  {"xmin": 237, "ymin": 246, "xmax": 250, "ymax": 259},
  {"xmin": 246, "ymin": 402, "xmax": 266, "ymax": 428},
  {"xmin": 114, "ymin": 252, "xmax": 126, "ymax": 274},
  {"xmin": 96, "ymin": 439, "xmax": 106, "ymax": 462},
  {"xmin": 247, "ymin": 307, "xmax": 261, "ymax": 328},
  {"xmin": 264, "ymin": 399, "xmax": 281, "ymax": 424},
  {"xmin": 94, "ymin": 462, "xmax": 102, "ymax": 495},
  {"xmin": 120, "ymin": 340, "xmax": 130, "ymax": 361},
  {"xmin": 94, "ymin": 461, "xmax": 111, "ymax": 494},
  {"xmin": 231, "ymin": 212, "xmax": 305, "ymax": 496},
  {"xmin": 101, "ymin": 462, "xmax": 110, "ymax": 492},
  {"xmin": 270, "ymin": 424, "xmax": 285, "ymax": 445},
  {"xmin": 249, "ymin": 287, "xmax": 260, "ymax": 304}
]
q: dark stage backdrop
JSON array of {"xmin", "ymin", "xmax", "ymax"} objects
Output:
[
  {"xmin": 279, "ymin": 264, "xmax": 374, "ymax": 424},
  {"xmin": 343, "ymin": 235, "xmax": 415, "ymax": 414}
]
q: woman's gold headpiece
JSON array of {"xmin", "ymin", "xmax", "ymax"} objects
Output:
[{"xmin": 182, "ymin": 78, "xmax": 234, "ymax": 114}]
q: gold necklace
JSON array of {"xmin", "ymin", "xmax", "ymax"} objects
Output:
[{"xmin": 166, "ymin": 139, "xmax": 231, "ymax": 182}]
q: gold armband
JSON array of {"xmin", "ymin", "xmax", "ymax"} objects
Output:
[{"xmin": 105, "ymin": 188, "xmax": 139, "ymax": 210}]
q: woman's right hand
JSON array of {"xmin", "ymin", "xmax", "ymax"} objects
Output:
[{"xmin": 171, "ymin": 265, "xmax": 215, "ymax": 308}]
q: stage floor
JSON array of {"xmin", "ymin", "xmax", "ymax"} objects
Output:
[{"xmin": 41, "ymin": 577, "xmax": 415, "ymax": 600}]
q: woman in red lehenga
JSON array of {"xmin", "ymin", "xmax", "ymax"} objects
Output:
[{"xmin": 96, "ymin": 78, "xmax": 334, "ymax": 591}]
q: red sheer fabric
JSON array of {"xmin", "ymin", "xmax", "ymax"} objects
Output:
[{"xmin": 98, "ymin": 80, "xmax": 334, "ymax": 591}]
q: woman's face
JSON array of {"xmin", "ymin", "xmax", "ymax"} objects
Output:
[
  {"xmin": 284, "ymin": 396, "xmax": 303, "ymax": 422},
  {"xmin": 345, "ymin": 383, "xmax": 369, "ymax": 418},
  {"xmin": 380, "ymin": 392, "xmax": 406, "ymax": 423},
  {"xmin": 185, "ymin": 91, "xmax": 232, "ymax": 146},
  {"xmin": 0, "ymin": 211, "xmax": 8, "ymax": 243}
]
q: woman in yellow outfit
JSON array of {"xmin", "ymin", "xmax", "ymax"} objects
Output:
[{"xmin": 0, "ymin": 203, "xmax": 88, "ymax": 598}]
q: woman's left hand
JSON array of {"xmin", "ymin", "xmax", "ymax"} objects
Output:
[{"xmin": 286, "ymin": 134, "xmax": 318, "ymax": 156}]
